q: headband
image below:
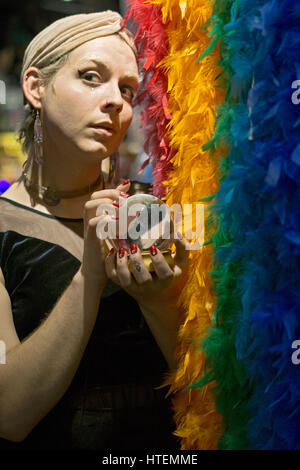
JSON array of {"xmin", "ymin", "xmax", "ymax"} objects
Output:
[{"xmin": 21, "ymin": 10, "xmax": 137, "ymax": 84}]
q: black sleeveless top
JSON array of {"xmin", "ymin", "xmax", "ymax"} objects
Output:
[{"xmin": 0, "ymin": 197, "xmax": 179, "ymax": 450}]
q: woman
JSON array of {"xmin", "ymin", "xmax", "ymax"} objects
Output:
[{"xmin": 0, "ymin": 11, "xmax": 189, "ymax": 450}]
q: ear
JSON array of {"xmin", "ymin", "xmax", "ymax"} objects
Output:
[{"xmin": 22, "ymin": 67, "xmax": 44, "ymax": 110}]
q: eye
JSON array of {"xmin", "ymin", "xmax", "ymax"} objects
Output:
[
  {"xmin": 78, "ymin": 70, "xmax": 102, "ymax": 84},
  {"xmin": 121, "ymin": 85, "xmax": 135, "ymax": 101}
]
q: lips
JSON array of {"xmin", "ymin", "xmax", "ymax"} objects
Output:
[
  {"xmin": 92, "ymin": 122, "xmax": 114, "ymax": 132},
  {"xmin": 89, "ymin": 122, "xmax": 115, "ymax": 138}
]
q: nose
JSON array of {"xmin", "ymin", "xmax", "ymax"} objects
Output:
[{"xmin": 101, "ymin": 81, "xmax": 123, "ymax": 114}]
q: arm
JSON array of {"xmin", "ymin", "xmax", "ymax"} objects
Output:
[
  {"xmin": 0, "ymin": 268, "xmax": 104, "ymax": 442},
  {"xmin": 139, "ymin": 302, "xmax": 181, "ymax": 372},
  {"xmin": 0, "ymin": 182, "xmax": 131, "ymax": 442}
]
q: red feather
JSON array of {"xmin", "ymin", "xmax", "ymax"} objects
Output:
[{"xmin": 125, "ymin": 0, "xmax": 174, "ymax": 198}]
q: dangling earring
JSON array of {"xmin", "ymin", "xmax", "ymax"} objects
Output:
[
  {"xmin": 108, "ymin": 151, "xmax": 118, "ymax": 183},
  {"xmin": 34, "ymin": 109, "xmax": 43, "ymax": 165}
]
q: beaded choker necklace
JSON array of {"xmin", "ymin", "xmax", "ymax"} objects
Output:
[{"xmin": 22, "ymin": 170, "xmax": 104, "ymax": 206}]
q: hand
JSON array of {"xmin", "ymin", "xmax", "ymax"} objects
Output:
[
  {"xmin": 104, "ymin": 236, "xmax": 190, "ymax": 314},
  {"xmin": 80, "ymin": 180, "xmax": 131, "ymax": 285}
]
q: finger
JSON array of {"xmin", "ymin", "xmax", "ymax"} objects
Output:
[
  {"xmin": 85, "ymin": 198, "xmax": 115, "ymax": 210},
  {"xmin": 95, "ymin": 214, "xmax": 120, "ymax": 241},
  {"xmin": 149, "ymin": 245, "xmax": 174, "ymax": 281},
  {"xmin": 84, "ymin": 198, "xmax": 118, "ymax": 222},
  {"xmin": 173, "ymin": 235, "xmax": 190, "ymax": 270},
  {"xmin": 85, "ymin": 213, "xmax": 108, "ymax": 239},
  {"xmin": 90, "ymin": 180, "xmax": 130, "ymax": 200},
  {"xmin": 105, "ymin": 247, "xmax": 119, "ymax": 284},
  {"xmin": 128, "ymin": 244, "xmax": 152, "ymax": 284},
  {"xmin": 116, "ymin": 180, "xmax": 131, "ymax": 191},
  {"xmin": 96, "ymin": 202, "xmax": 119, "ymax": 218},
  {"xmin": 116, "ymin": 247, "xmax": 132, "ymax": 287}
]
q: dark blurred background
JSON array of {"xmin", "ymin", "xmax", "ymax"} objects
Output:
[{"xmin": 0, "ymin": 0, "xmax": 153, "ymax": 194}]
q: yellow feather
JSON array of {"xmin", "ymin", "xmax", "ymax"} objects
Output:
[{"xmin": 149, "ymin": 0, "xmax": 226, "ymax": 449}]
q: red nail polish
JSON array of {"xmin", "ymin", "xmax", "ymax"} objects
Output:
[
  {"xmin": 112, "ymin": 201, "xmax": 120, "ymax": 207},
  {"xmin": 118, "ymin": 248, "xmax": 125, "ymax": 258},
  {"xmin": 111, "ymin": 215, "xmax": 119, "ymax": 220},
  {"xmin": 150, "ymin": 245, "xmax": 157, "ymax": 256},
  {"xmin": 122, "ymin": 179, "xmax": 130, "ymax": 185},
  {"xmin": 109, "ymin": 248, "xmax": 114, "ymax": 256},
  {"xmin": 130, "ymin": 244, "xmax": 138, "ymax": 254},
  {"xmin": 120, "ymin": 192, "xmax": 130, "ymax": 198}
]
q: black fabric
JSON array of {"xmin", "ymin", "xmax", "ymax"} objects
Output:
[{"xmin": 0, "ymin": 198, "xmax": 179, "ymax": 450}]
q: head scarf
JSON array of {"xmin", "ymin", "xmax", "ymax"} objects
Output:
[{"xmin": 20, "ymin": 10, "xmax": 137, "ymax": 83}]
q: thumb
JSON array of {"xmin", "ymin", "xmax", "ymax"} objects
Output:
[{"xmin": 173, "ymin": 235, "xmax": 191, "ymax": 270}]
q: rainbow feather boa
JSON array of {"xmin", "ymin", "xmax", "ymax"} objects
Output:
[{"xmin": 126, "ymin": 0, "xmax": 300, "ymax": 450}]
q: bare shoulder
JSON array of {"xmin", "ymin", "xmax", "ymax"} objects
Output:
[
  {"xmin": 0, "ymin": 182, "xmax": 26, "ymax": 204},
  {"xmin": 0, "ymin": 266, "xmax": 4, "ymax": 286},
  {"xmin": 0, "ymin": 182, "xmax": 50, "ymax": 215}
]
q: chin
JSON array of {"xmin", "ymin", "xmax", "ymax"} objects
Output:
[
  {"xmin": 77, "ymin": 136, "xmax": 120, "ymax": 159},
  {"xmin": 79, "ymin": 142, "xmax": 110, "ymax": 160}
]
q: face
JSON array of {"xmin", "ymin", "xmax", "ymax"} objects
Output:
[{"xmin": 39, "ymin": 35, "xmax": 139, "ymax": 162}]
